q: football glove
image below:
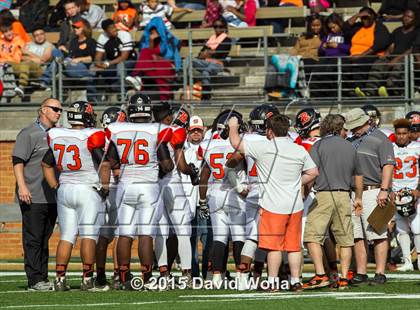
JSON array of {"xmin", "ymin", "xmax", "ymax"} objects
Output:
[
  {"xmin": 198, "ymin": 199, "xmax": 209, "ymax": 219},
  {"xmin": 189, "ymin": 163, "xmax": 200, "ymax": 186},
  {"xmin": 93, "ymin": 186, "xmax": 109, "ymax": 201}
]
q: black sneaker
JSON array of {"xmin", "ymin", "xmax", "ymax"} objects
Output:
[
  {"xmin": 290, "ymin": 282, "xmax": 303, "ymax": 292},
  {"xmin": 349, "ymin": 273, "xmax": 369, "ymax": 286},
  {"xmin": 95, "ymin": 274, "xmax": 111, "ymax": 291},
  {"xmin": 369, "ymin": 273, "xmax": 387, "ymax": 286}
]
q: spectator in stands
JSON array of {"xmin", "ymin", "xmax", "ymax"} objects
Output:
[
  {"xmin": 378, "ymin": 0, "xmax": 418, "ymax": 21},
  {"xmin": 112, "ymin": 0, "xmax": 138, "ymax": 31},
  {"xmin": 334, "ymin": 0, "xmax": 368, "ymax": 7},
  {"xmin": 344, "ymin": 7, "xmax": 391, "ymax": 97},
  {"xmin": 0, "ymin": 9, "xmax": 31, "ymax": 43},
  {"xmin": 279, "ymin": 0, "xmax": 303, "ymax": 6},
  {"xmin": 362, "ymin": 9, "xmax": 418, "ymax": 97},
  {"xmin": 317, "ymin": 13, "xmax": 350, "ymax": 97},
  {"xmin": 308, "ymin": 0, "xmax": 330, "ymax": 13},
  {"xmin": 94, "ymin": 19, "xmax": 136, "ymax": 95},
  {"xmin": 40, "ymin": 19, "xmax": 97, "ymax": 101},
  {"xmin": 224, "ymin": 0, "xmax": 258, "ymax": 27},
  {"xmin": 57, "ymin": 0, "xmax": 81, "ymax": 55},
  {"xmin": 192, "ymin": 17, "xmax": 231, "ymax": 99},
  {"xmin": 140, "ymin": 0, "xmax": 193, "ymax": 30},
  {"xmin": 202, "ymin": 0, "xmax": 222, "ymax": 28},
  {"xmin": 126, "ymin": 17, "xmax": 181, "ymax": 100},
  {"xmin": 0, "ymin": 22, "xmax": 27, "ymax": 96},
  {"xmin": 167, "ymin": 0, "xmax": 206, "ymax": 10},
  {"xmin": 0, "ymin": 0, "xmax": 11, "ymax": 12},
  {"xmin": 21, "ymin": 28, "xmax": 53, "ymax": 88},
  {"xmin": 220, "ymin": 0, "xmax": 248, "ymax": 27},
  {"xmin": 16, "ymin": 0, "xmax": 49, "ymax": 33},
  {"xmin": 290, "ymin": 14, "xmax": 324, "ymax": 79},
  {"xmin": 80, "ymin": 0, "xmax": 106, "ymax": 29}
]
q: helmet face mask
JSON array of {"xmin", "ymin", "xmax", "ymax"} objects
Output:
[
  {"xmin": 406, "ymin": 111, "xmax": 420, "ymax": 132},
  {"xmin": 395, "ymin": 188, "xmax": 416, "ymax": 217},
  {"xmin": 294, "ymin": 108, "xmax": 321, "ymax": 137},
  {"xmin": 172, "ymin": 105, "xmax": 190, "ymax": 129},
  {"xmin": 67, "ymin": 101, "xmax": 96, "ymax": 128},
  {"xmin": 101, "ymin": 106, "xmax": 126, "ymax": 128},
  {"xmin": 249, "ymin": 104, "xmax": 280, "ymax": 135},
  {"xmin": 216, "ymin": 109, "xmax": 245, "ymax": 139},
  {"xmin": 361, "ymin": 104, "xmax": 381, "ymax": 127}
]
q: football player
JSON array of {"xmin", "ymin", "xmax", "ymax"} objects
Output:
[
  {"xmin": 100, "ymin": 93, "xmax": 174, "ymax": 289},
  {"xmin": 41, "ymin": 101, "xmax": 107, "ymax": 291},
  {"xmin": 361, "ymin": 105, "xmax": 396, "ymax": 142},
  {"xmin": 153, "ymin": 103, "xmax": 199, "ymax": 285},
  {"xmin": 198, "ymin": 110, "xmax": 247, "ymax": 286},
  {"xmin": 406, "ymin": 111, "xmax": 420, "ymax": 142},
  {"xmin": 96, "ymin": 106, "xmax": 126, "ymax": 289},
  {"xmin": 392, "ymin": 119, "xmax": 420, "ymax": 272},
  {"xmin": 226, "ymin": 104, "xmax": 279, "ymax": 290}
]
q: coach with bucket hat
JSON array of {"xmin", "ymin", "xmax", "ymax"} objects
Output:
[{"xmin": 345, "ymin": 107, "xmax": 395, "ymax": 286}]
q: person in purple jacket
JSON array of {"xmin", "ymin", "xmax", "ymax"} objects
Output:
[{"xmin": 316, "ymin": 13, "xmax": 350, "ymax": 98}]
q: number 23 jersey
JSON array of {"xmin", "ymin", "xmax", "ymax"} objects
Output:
[
  {"xmin": 47, "ymin": 127, "xmax": 105, "ymax": 184},
  {"xmin": 393, "ymin": 141, "xmax": 420, "ymax": 191}
]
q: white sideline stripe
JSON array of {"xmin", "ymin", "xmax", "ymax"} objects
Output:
[
  {"xmin": 338, "ymin": 294, "xmax": 420, "ymax": 300},
  {"xmin": 179, "ymin": 292, "xmax": 385, "ymax": 299},
  {"xmin": 1, "ymin": 301, "xmax": 165, "ymax": 309},
  {"xmin": 0, "ymin": 271, "xmax": 183, "ymax": 277}
]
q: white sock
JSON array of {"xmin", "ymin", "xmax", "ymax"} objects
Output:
[
  {"xmin": 290, "ymin": 277, "xmax": 300, "ymax": 285},
  {"xmin": 178, "ymin": 235, "xmax": 192, "ymax": 270},
  {"xmin": 155, "ymin": 235, "xmax": 168, "ymax": 267},
  {"xmin": 268, "ymin": 276, "xmax": 277, "ymax": 285},
  {"xmin": 398, "ymin": 233, "xmax": 411, "ymax": 263},
  {"xmin": 413, "ymin": 234, "xmax": 420, "ymax": 253}
]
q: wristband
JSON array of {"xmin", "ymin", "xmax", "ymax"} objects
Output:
[
  {"xmin": 104, "ymin": 61, "xmax": 110, "ymax": 68},
  {"xmin": 380, "ymin": 188, "xmax": 390, "ymax": 193}
]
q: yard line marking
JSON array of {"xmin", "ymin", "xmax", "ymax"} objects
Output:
[
  {"xmin": 1, "ymin": 301, "xmax": 165, "ymax": 309},
  {"xmin": 179, "ymin": 292, "xmax": 385, "ymax": 298}
]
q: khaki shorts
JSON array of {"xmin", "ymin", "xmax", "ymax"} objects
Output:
[
  {"xmin": 304, "ymin": 191, "xmax": 354, "ymax": 247},
  {"xmin": 352, "ymin": 188, "xmax": 388, "ymax": 241}
]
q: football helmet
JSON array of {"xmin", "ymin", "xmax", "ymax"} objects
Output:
[
  {"xmin": 294, "ymin": 108, "xmax": 321, "ymax": 137},
  {"xmin": 172, "ymin": 106, "xmax": 190, "ymax": 129},
  {"xmin": 361, "ymin": 104, "xmax": 381, "ymax": 127},
  {"xmin": 249, "ymin": 103, "xmax": 280, "ymax": 135},
  {"xmin": 126, "ymin": 93, "xmax": 152, "ymax": 122},
  {"xmin": 67, "ymin": 101, "xmax": 96, "ymax": 128},
  {"xmin": 216, "ymin": 109, "xmax": 245, "ymax": 139},
  {"xmin": 406, "ymin": 111, "xmax": 420, "ymax": 132},
  {"xmin": 395, "ymin": 188, "xmax": 416, "ymax": 217},
  {"xmin": 101, "ymin": 106, "xmax": 126, "ymax": 128}
]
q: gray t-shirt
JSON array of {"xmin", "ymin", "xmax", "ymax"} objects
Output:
[
  {"xmin": 26, "ymin": 41, "xmax": 53, "ymax": 58},
  {"xmin": 12, "ymin": 121, "xmax": 56, "ymax": 204},
  {"xmin": 310, "ymin": 135, "xmax": 361, "ymax": 191},
  {"xmin": 350, "ymin": 128, "xmax": 395, "ymax": 186}
]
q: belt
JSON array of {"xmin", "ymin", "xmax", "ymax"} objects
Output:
[
  {"xmin": 363, "ymin": 185, "xmax": 380, "ymax": 191},
  {"xmin": 317, "ymin": 189, "xmax": 350, "ymax": 192}
]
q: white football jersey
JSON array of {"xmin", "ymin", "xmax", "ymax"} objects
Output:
[
  {"xmin": 199, "ymin": 138, "xmax": 245, "ymax": 192},
  {"xmin": 106, "ymin": 122, "xmax": 172, "ymax": 183},
  {"xmin": 392, "ymin": 141, "xmax": 420, "ymax": 191},
  {"xmin": 288, "ymin": 131, "xmax": 303, "ymax": 145},
  {"xmin": 242, "ymin": 133, "xmax": 267, "ymax": 185},
  {"xmin": 48, "ymin": 127, "xmax": 105, "ymax": 185}
]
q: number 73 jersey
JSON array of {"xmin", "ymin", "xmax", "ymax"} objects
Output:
[
  {"xmin": 47, "ymin": 127, "xmax": 106, "ymax": 184},
  {"xmin": 393, "ymin": 142, "xmax": 420, "ymax": 191}
]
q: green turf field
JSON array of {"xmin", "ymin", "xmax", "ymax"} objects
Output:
[{"xmin": 1, "ymin": 272, "xmax": 420, "ymax": 310}]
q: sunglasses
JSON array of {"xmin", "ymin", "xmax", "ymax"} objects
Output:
[
  {"xmin": 72, "ymin": 25, "xmax": 81, "ymax": 29},
  {"xmin": 213, "ymin": 24, "xmax": 224, "ymax": 29},
  {"xmin": 47, "ymin": 106, "xmax": 63, "ymax": 113}
]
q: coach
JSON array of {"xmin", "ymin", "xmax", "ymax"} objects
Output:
[
  {"xmin": 303, "ymin": 114, "xmax": 363, "ymax": 290},
  {"xmin": 12, "ymin": 98, "xmax": 62, "ymax": 290},
  {"xmin": 228, "ymin": 114, "xmax": 319, "ymax": 291},
  {"xmin": 345, "ymin": 108, "xmax": 395, "ymax": 286}
]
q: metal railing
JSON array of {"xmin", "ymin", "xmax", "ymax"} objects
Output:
[{"xmin": 1, "ymin": 37, "xmax": 420, "ymax": 110}]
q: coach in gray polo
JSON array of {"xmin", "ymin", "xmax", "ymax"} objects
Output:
[
  {"xmin": 345, "ymin": 108, "xmax": 395, "ymax": 286},
  {"xmin": 303, "ymin": 114, "xmax": 363, "ymax": 289},
  {"xmin": 12, "ymin": 98, "xmax": 62, "ymax": 291}
]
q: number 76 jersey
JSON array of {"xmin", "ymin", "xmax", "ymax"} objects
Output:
[{"xmin": 393, "ymin": 141, "xmax": 420, "ymax": 191}]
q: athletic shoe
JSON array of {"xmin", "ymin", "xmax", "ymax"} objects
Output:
[
  {"xmin": 179, "ymin": 273, "xmax": 193, "ymax": 289},
  {"xmin": 238, "ymin": 272, "xmax": 250, "ymax": 291},
  {"xmin": 125, "ymin": 76, "xmax": 142, "ymax": 91},
  {"xmin": 369, "ymin": 273, "xmax": 387, "ymax": 286},
  {"xmin": 354, "ymin": 87, "xmax": 366, "ymax": 97},
  {"xmin": 118, "ymin": 273, "xmax": 134, "ymax": 291},
  {"xmin": 28, "ymin": 281, "xmax": 52, "ymax": 291},
  {"xmin": 290, "ymin": 282, "xmax": 303, "ymax": 292},
  {"xmin": 80, "ymin": 277, "xmax": 96, "ymax": 291},
  {"xmin": 302, "ymin": 274, "xmax": 329, "ymax": 290},
  {"xmin": 378, "ymin": 86, "xmax": 388, "ymax": 97},
  {"xmin": 14, "ymin": 86, "xmax": 24, "ymax": 97},
  {"xmin": 397, "ymin": 258, "xmax": 414, "ymax": 272},
  {"xmin": 53, "ymin": 277, "xmax": 70, "ymax": 291},
  {"xmin": 337, "ymin": 279, "xmax": 349, "ymax": 290},
  {"xmin": 94, "ymin": 275, "xmax": 111, "ymax": 291},
  {"xmin": 347, "ymin": 270, "xmax": 354, "ymax": 281},
  {"xmin": 112, "ymin": 275, "xmax": 120, "ymax": 290},
  {"xmin": 212, "ymin": 273, "xmax": 223, "ymax": 288},
  {"xmin": 349, "ymin": 273, "xmax": 368, "ymax": 286}
]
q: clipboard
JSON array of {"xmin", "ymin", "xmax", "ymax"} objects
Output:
[{"xmin": 367, "ymin": 199, "xmax": 396, "ymax": 234}]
